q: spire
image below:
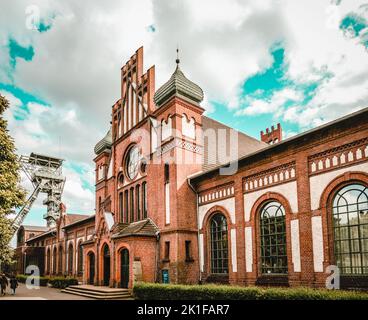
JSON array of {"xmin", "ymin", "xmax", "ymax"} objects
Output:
[
  {"xmin": 176, "ymin": 46, "xmax": 180, "ymax": 66},
  {"xmin": 153, "ymin": 47, "xmax": 204, "ymax": 107}
]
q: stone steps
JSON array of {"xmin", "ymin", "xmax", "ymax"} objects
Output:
[{"xmin": 61, "ymin": 285, "xmax": 133, "ymax": 300}]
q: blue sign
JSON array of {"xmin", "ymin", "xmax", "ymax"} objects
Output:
[{"xmin": 162, "ymin": 270, "xmax": 169, "ymax": 284}]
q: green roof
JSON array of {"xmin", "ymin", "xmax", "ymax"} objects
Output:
[
  {"xmin": 94, "ymin": 127, "xmax": 112, "ymax": 155},
  {"xmin": 154, "ymin": 64, "xmax": 204, "ymax": 107}
]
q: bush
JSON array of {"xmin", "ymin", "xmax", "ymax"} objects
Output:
[
  {"xmin": 16, "ymin": 275, "xmax": 49, "ymax": 286},
  {"xmin": 15, "ymin": 275, "xmax": 77, "ymax": 288},
  {"xmin": 16, "ymin": 275, "xmax": 27, "ymax": 283},
  {"xmin": 48, "ymin": 277, "xmax": 78, "ymax": 289},
  {"xmin": 133, "ymin": 282, "xmax": 368, "ymax": 300}
]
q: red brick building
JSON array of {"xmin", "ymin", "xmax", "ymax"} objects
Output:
[
  {"xmin": 16, "ymin": 47, "xmax": 368, "ymax": 290},
  {"xmin": 15, "ymin": 210, "xmax": 95, "ymax": 279},
  {"xmin": 87, "ymin": 47, "xmax": 368, "ymax": 289}
]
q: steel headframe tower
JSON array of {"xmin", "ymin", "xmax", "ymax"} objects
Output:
[{"xmin": 12, "ymin": 153, "xmax": 66, "ymax": 233}]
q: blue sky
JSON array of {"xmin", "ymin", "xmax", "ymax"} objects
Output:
[{"xmin": 1, "ymin": 0, "xmax": 368, "ymax": 229}]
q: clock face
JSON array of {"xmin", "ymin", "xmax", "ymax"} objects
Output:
[{"xmin": 126, "ymin": 146, "xmax": 140, "ymax": 180}]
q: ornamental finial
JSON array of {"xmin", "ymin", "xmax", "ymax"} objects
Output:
[{"xmin": 176, "ymin": 46, "xmax": 180, "ymax": 65}]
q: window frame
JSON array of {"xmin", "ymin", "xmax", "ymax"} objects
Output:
[
  {"xmin": 332, "ymin": 183, "xmax": 368, "ymax": 276},
  {"xmin": 259, "ymin": 201, "xmax": 288, "ymax": 275},
  {"xmin": 209, "ymin": 213, "xmax": 229, "ymax": 274}
]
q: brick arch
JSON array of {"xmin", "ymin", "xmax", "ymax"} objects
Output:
[
  {"xmin": 98, "ymin": 241, "xmax": 112, "ymax": 286},
  {"xmin": 182, "ymin": 112, "xmax": 195, "ymax": 122},
  {"xmin": 202, "ymin": 205, "xmax": 233, "ymax": 231},
  {"xmin": 319, "ymin": 171, "xmax": 368, "ymax": 210},
  {"xmin": 319, "ymin": 171, "xmax": 368, "ymax": 268},
  {"xmin": 115, "ymin": 243, "xmax": 132, "ymax": 288},
  {"xmin": 67, "ymin": 242, "xmax": 74, "ymax": 275},
  {"xmin": 76, "ymin": 239, "xmax": 84, "ymax": 276},
  {"xmin": 161, "ymin": 113, "xmax": 173, "ymax": 123},
  {"xmin": 249, "ymin": 191, "xmax": 293, "ymax": 222},
  {"xmin": 201, "ymin": 205, "xmax": 234, "ymax": 280},
  {"xmin": 99, "ymin": 241, "xmax": 112, "ymax": 256},
  {"xmin": 85, "ymin": 249, "xmax": 96, "ymax": 285},
  {"xmin": 249, "ymin": 192, "xmax": 294, "ymax": 280}
]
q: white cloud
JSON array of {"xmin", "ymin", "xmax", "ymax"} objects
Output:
[
  {"xmin": 2, "ymin": 0, "xmax": 368, "ymax": 226},
  {"xmin": 236, "ymin": 88, "xmax": 304, "ymax": 116}
]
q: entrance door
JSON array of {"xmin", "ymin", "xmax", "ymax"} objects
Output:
[
  {"xmin": 120, "ymin": 249, "xmax": 129, "ymax": 288},
  {"xmin": 103, "ymin": 245, "xmax": 110, "ymax": 286},
  {"xmin": 88, "ymin": 253, "xmax": 95, "ymax": 285}
]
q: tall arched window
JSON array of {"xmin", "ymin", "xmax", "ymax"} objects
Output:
[
  {"xmin": 53, "ymin": 247, "xmax": 57, "ymax": 274},
  {"xmin": 332, "ymin": 184, "xmax": 368, "ymax": 275},
  {"xmin": 58, "ymin": 246, "xmax": 63, "ymax": 274},
  {"xmin": 78, "ymin": 242, "xmax": 83, "ymax": 276},
  {"xmin": 46, "ymin": 248, "xmax": 51, "ymax": 274},
  {"xmin": 142, "ymin": 182, "xmax": 147, "ymax": 219},
  {"xmin": 119, "ymin": 192, "xmax": 124, "ymax": 222},
  {"xmin": 210, "ymin": 213, "xmax": 229, "ymax": 274},
  {"xmin": 130, "ymin": 187, "xmax": 134, "ymax": 222},
  {"xmin": 260, "ymin": 201, "xmax": 287, "ymax": 274},
  {"xmin": 68, "ymin": 244, "xmax": 74, "ymax": 275}
]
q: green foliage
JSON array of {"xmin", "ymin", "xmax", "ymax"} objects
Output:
[
  {"xmin": 133, "ymin": 282, "xmax": 368, "ymax": 300},
  {"xmin": 16, "ymin": 274, "xmax": 78, "ymax": 288},
  {"xmin": 48, "ymin": 277, "xmax": 79, "ymax": 289},
  {"xmin": 0, "ymin": 94, "xmax": 26, "ymax": 265},
  {"xmin": 16, "ymin": 274, "xmax": 50, "ymax": 286}
]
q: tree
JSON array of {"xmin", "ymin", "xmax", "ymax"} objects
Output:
[{"xmin": 0, "ymin": 94, "xmax": 25, "ymax": 266}]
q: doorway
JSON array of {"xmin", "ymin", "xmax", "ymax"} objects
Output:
[
  {"xmin": 103, "ymin": 244, "xmax": 110, "ymax": 286},
  {"xmin": 120, "ymin": 249, "xmax": 129, "ymax": 288},
  {"xmin": 88, "ymin": 252, "xmax": 95, "ymax": 285}
]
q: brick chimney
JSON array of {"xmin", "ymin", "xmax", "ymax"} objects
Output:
[{"xmin": 260, "ymin": 123, "xmax": 282, "ymax": 145}]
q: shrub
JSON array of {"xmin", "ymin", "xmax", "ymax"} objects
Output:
[
  {"xmin": 15, "ymin": 275, "xmax": 77, "ymax": 288},
  {"xmin": 48, "ymin": 277, "xmax": 78, "ymax": 289},
  {"xmin": 133, "ymin": 282, "xmax": 368, "ymax": 300},
  {"xmin": 16, "ymin": 275, "xmax": 50, "ymax": 286},
  {"xmin": 16, "ymin": 274, "xmax": 27, "ymax": 283}
]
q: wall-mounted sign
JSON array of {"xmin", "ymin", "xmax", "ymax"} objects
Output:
[{"xmin": 162, "ymin": 269, "xmax": 169, "ymax": 284}]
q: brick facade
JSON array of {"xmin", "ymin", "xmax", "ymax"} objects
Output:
[{"xmin": 16, "ymin": 47, "xmax": 368, "ymax": 290}]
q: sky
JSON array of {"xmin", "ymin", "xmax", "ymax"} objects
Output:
[{"xmin": 1, "ymin": 0, "xmax": 368, "ymax": 230}]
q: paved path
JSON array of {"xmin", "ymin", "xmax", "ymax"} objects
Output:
[{"xmin": 0, "ymin": 282, "xmax": 93, "ymax": 300}]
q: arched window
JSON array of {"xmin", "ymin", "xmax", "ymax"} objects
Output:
[
  {"xmin": 78, "ymin": 242, "xmax": 83, "ymax": 276},
  {"xmin": 332, "ymin": 184, "xmax": 368, "ymax": 275},
  {"xmin": 53, "ymin": 247, "xmax": 57, "ymax": 274},
  {"xmin": 130, "ymin": 187, "xmax": 134, "ymax": 222},
  {"xmin": 68, "ymin": 244, "xmax": 74, "ymax": 275},
  {"xmin": 119, "ymin": 192, "xmax": 124, "ymax": 222},
  {"xmin": 46, "ymin": 248, "xmax": 51, "ymax": 274},
  {"xmin": 58, "ymin": 246, "xmax": 63, "ymax": 274},
  {"xmin": 136, "ymin": 185, "xmax": 141, "ymax": 221},
  {"xmin": 142, "ymin": 182, "xmax": 147, "ymax": 219},
  {"xmin": 260, "ymin": 201, "xmax": 287, "ymax": 274},
  {"xmin": 210, "ymin": 213, "xmax": 229, "ymax": 274}
]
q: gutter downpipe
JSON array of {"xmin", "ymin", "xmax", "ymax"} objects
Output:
[
  {"xmin": 187, "ymin": 177, "xmax": 202, "ymax": 284},
  {"xmin": 154, "ymin": 231, "xmax": 160, "ymax": 283}
]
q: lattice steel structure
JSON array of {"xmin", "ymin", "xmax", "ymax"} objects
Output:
[{"xmin": 12, "ymin": 153, "xmax": 65, "ymax": 233}]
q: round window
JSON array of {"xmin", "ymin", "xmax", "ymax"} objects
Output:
[{"xmin": 126, "ymin": 145, "xmax": 140, "ymax": 180}]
